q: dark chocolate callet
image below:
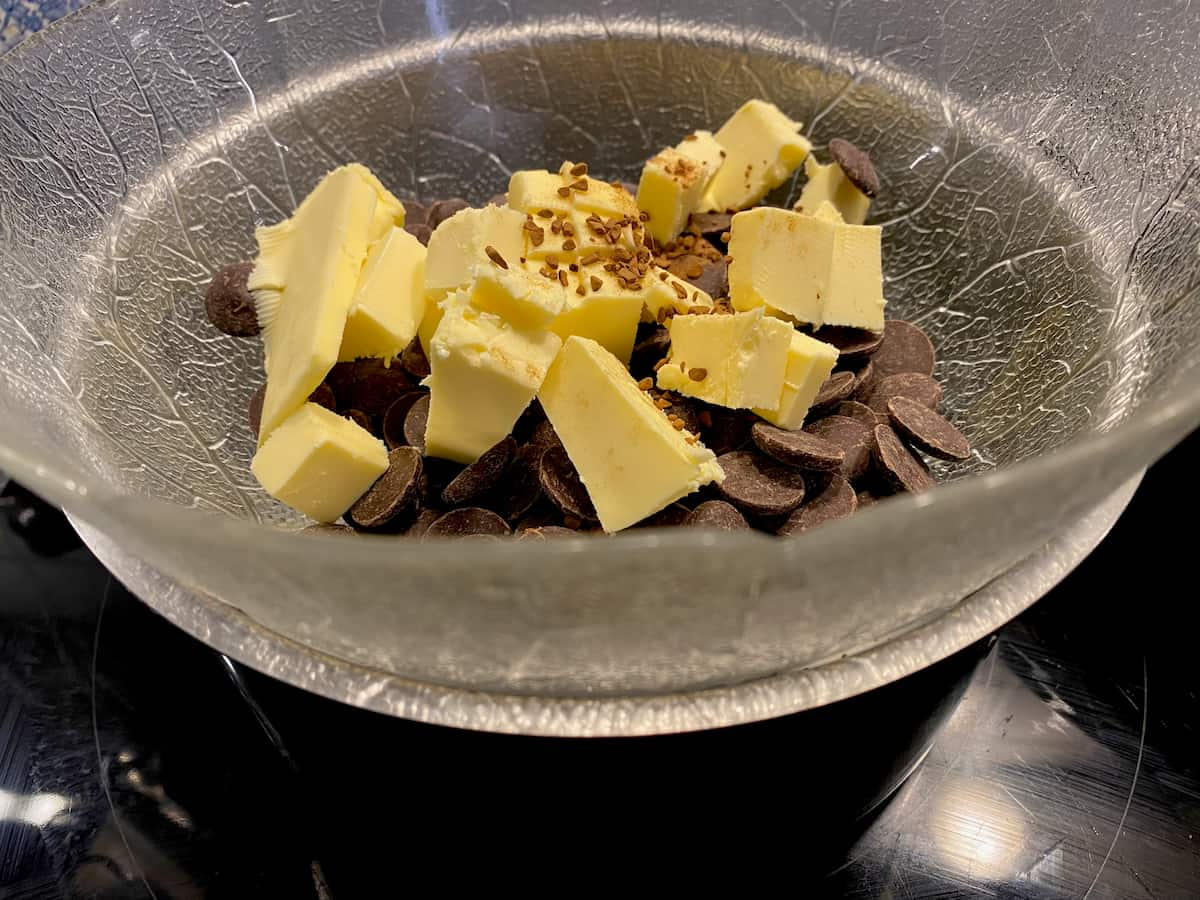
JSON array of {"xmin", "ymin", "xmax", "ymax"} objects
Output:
[
  {"xmin": 887, "ymin": 397, "xmax": 971, "ymax": 461},
  {"xmin": 828, "ymin": 138, "xmax": 880, "ymax": 198},
  {"xmin": 495, "ymin": 444, "xmax": 546, "ymax": 522},
  {"xmin": 714, "ymin": 450, "xmax": 806, "ymax": 517},
  {"xmin": 817, "ymin": 326, "xmax": 884, "ymax": 360},
  {"xmin": 684, "ymin": 500, "xmax": 750, "ymax": 530},
  {"xmin": 400, "ymin": 337, "xmax": 431, "ymax": 378},
  {"xmin": 426, "ymin": 198, "xmax": 469, "ymax": 228},
  {"xmin": 516, "ymin": 525, "xmax": 577, "ymax": 540},
  {"xmin": 687, "ymin": 211, "xmax": 733, "ymax": 242},
  {"xmin": 248, "ymin": 384, "xmax": 265, "ymax": 438},
  {"xmin": 804, "ymin": 415, "xmax": 872, "ymax": 481},
  {"xmin": 538, "ymin": 445, "xmax": 598, "ymax": 521},
  {"xmin": 382, "ymin": 392, "xmax": 426, "ymax": 449},
  {"xmin": 308, "ymin": 383, "xmax": 337, "ymax": 411},
  {"xmin": 425, "ymin": 507, "xmax": 512, "ymax": 538},
  {"xmin": 810, "ymin": 371, "xmax": 856, "ymax": 411},
  {"xmin": 873, "ymin": 425, "xmax": 934, "ymax": 493},
  {"xmin": 751, "ymin": 422, "xmax": 845, "ymax": 471},
  {"xmin": 777, "ymin": 476, "xmax": 857, "ymax": 535},
  {"xmin": 343, "ymin": 409, "xmax": 373, "ymax": 433},
  {"xmin": 346, "ymin": 359, "xmax": 413, "ymax": 418},
  {"xmin": 403, "ymin": 394, "xmax": 430, "ymax": 452},
  {"xmin": 346, "ymin": 447, "xmax": 423, "ymax": 530},
  {"xmin": 870, "ymin": 320, "xmax": 936, "ymax": 378},
  {"xmin": 404, "ymin": 222, "xmax": 433, "ymax": 246},
  {"xmin": 441, "ymin": 437, "xmax": 516, "ymax": 507},
  {"xmin": 204, "ymin": 261, "xmax": 261, "ymax": 336},
  {"xmin": 860, "ymin": 372, "xmax": 943, "ymax": 417},
  {"xmin": 634, "ymin": 502, "xmax": 692, "ymax": 528},
  {"xmin": 828, "ymin": 400, "xmax": 877, "ymax": 429}
]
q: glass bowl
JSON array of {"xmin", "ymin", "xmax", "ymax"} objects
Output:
[{"xmin": 1, "ymin": 0, "xmax": 1197, "ymax": 734}]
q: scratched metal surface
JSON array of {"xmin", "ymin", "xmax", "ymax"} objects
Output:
[{"xmin": 1, "ymin": 430, "xmax": 1197, "ymax": 895}]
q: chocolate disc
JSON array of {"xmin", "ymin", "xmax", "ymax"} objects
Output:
[
  {"xmin": 441, "ymin": 437, "xmax": 516, "ymax": 506},
  {"xmin": 684, "ymin": 500, "xmax": 750, "ymax": 530},
  {"xmin": 714, "ymin": 451, "xmax": 807, "ymax": 517},
  {"xmin": 346, "ymin": 447, "xmax": 423, "ymax": 530},
  {"xmin": 887, "ymin": 397, "xmax": 971, "ymax": 461},
  {"xmin": 204, "ymin": 261, "xmax": 260, "ymax": 336},
  {"xmin": 751, "ymin": 422, "xmax": 844, "ymax": 471},
  {"xmin": 873, "ymin": 425, "xmax": 935, "ymax": 493},
  {"xmin": 778, "ymin": 476, "xmax": 857, "ymax": 535}
]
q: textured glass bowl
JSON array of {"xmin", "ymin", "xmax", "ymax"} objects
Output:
[{"xmin": 1, "ymin": 0, "xmax": 1197, "ymax": 733}]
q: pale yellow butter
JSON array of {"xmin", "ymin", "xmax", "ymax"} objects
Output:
[
  {"xmin": 248, "ymin": 165, "xmax": 384, "ymax": 444},
  {"xmin": 728, "ymin": 206, "xmax": 885, "ymax": 331},
  {"xmin": 656, "ymin": 308, "xmax": 793, "ymax": 409},
  {"xmin": 637, "ymin": 148, "xmax": 711, "ymax": 245},
  {"xmin": 423, "ymin": 204, "xmax": 526, "ymax": 296},
  {"xmin": 677, "ymin": 130, "xmax": 726, "ymax": 178},
  {"xmin": 509, "ymin": 169, "xmax": 642, "ymax": 261},
  {"xmin": 794, "ymin": 156, "xmax": 870, "ymax": 225},
  {"xmin": 641, "ymin": 268, "xmax": 714, "ymax": 322},
  {"xmin": 539, "ymin": 336, "xmax": 724, "ymax": 532},
  {"xmin": 339, "ymin": 226, "xmax": 426, "ymax": 361},
  {"xmin": 469, "ymin": 263, "xmax": 567, "ymax": 330},
  {"xmin": 753, "ymin": 332, "xmax": 840, "ymax": 429},
  {"xmin": 424, "ymin": 295, "xmax": 562, "ymax": 463},
  {"xmin": 702, "ymin": 100, "xmax": 811, "ymax": 212},
  {"xmin": 549, "ymin": 266, "xmax": 644, "ymax": 365},
  {"xmin": 555, "ymin": 162, "xmax": 640, "ymax": 219},
  {"xmin": 251, "ymin": 402, "xmax": 388, "ymax": 522}
]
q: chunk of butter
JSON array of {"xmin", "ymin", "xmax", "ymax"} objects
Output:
[
  {"xmin": 702, "ymin": 99, "xmax": 811, "ymax": 212},
  {"xmin": 469, "ymin": 263, "xmax": 567, "ymax": 330},
  {"xmin": 248, "ymin": 165, "xmax": 391, "ymax": 444},
  {"xmin": 641, "ymin": 268, "xmax": 714, "ymax": 322},
  {"xmin": 753, "ymin": 331, "xmax": 840, "ymax": 429},
  {"xmin": 728, "ymin": 206, "xmax": 885, "ymax": 331},
  {"xmin": 423, "ymin": 204, "xmax": 526, "ymax": 296},
  {"xmin": 339, "ymin": 226, "xmax": 427, "ymax": 361},
  {"xmin": 549, "ymin": 265, "xmax": 644, "ymax": 365},
  {"xmin": 424, "ymin": 295, "xmax": 562, "ymax": 463},
  {"xmin": 539, "ymin": 336, "xmax": 724, "ymax": 532},
  {"xmin": 637, "ymin": 148, "xmax": 712, "ymax": 245},
  {"xmin": 794, "ymin": 156, "xmax": 870, "ymax": 225},
  {"xmin": 656, "ymin": 308, "xmax": 793, "ymax": 409},
  {"xmin": 508, "ymin": 168, "xmax": 642, "ymax": 261},
  {"xmin": 251, "ymin": 402, "xmax": 388, "ymax": 522},
  {"xmin": 420, "ymin": 204, "xmax": 526, "ymax": 353},
  {"xmin": 677, "ymin": 130, "xmax": 727, "ymax": 177}
]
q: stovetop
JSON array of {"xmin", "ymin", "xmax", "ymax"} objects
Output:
[{"xmin": 3, "ymin": 430, "xmax": 1198, "ymax": 898}]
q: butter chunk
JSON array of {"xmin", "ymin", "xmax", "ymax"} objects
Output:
[
  {"xmin": 637, "ymin": 148, "xmax": 711, "ymax": 245},
  {"xmin": 509, "ymin": 169, "xmax": 642, "ymax": 261},
  {"xmin": 469, "ymin": 263, "xmax": 567, "ymax": 330},
  {"xmin": 248, "ymin": 164, "xmax": 384, "ymax": 444},
  {"xmin": 251, "ymin": 402, "xmax": 388, "ymax": 522},
  {"xmin": 423, "ymin": 204, "xmax": 526, "ymax": 296},
  {"xmin": 702, "ymin": 99, "xmax": 811, "ymax": 212},
  {"xmin": 677, "ymin": 130, "xmax": 726, "ymax": 177},
  {"xmin": 753, "ymin": 332, "xmax": 840, "ymax": 429},
  {"xmin": 642, "ymin": 268, "xmax": 714, "ymax": 322},
  {"xmin": 728, "ymin": 206, "xmax": 885, "ymax": 331},
  {"xmin": 556, "ymin": 162, "xmax": 640, "ymax": 219},
  {"xmin": 539, "ymin": 336, "xmax": 724, "ymax": 532},
  {"xmin": 549, "ymin": 266, "xmax": 643, "ymax": 365},
  {"xmin": 794, "ymin": 156, "xmax": 870, "ymax": 225},
  {"xmin": 339, "ymin": 226, "xmax": 426, "ymax": 361},
  {"xmin": 656, "ymin": 308, "xmax": 792, "ymax": 409},
  {"xmin": 424, "ymin": 296, "xmax": 562, "ymax": 464}
]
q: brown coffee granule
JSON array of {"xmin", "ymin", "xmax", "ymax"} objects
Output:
[{"xmin": 485, "ymin": 245, "xmax": 508, "ymax": 269}]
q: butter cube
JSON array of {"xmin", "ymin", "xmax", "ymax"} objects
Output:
[
  {"xmin": 357, "ymin": 166, "xmax": 409, "ymax": 241},
  {"xmin": 549, "ymin": 266, "xmax": 644, "ymax": 365},
  {"xmin": 249, "ymin": 164, "xmax": 385, "ymax": 444},
  {"xmin": 469, "ymin": 263, "xmax": 567, "ymax": 330},
  {"xmin": 656, "ymin": 308, "xmax": 793, "ymax": 409},
  {"xmin": 794, "ymin": 156, "xmax": 870, "ymax": 225},
  {"xmin": 251, "ymin": 402, "xmax": 388, "ymax": 522},
  {"xmin": 637, "ymin": 148, "xmax": 711, "ymax": 245},
  {"xmin": 753, "ymin": 332, "xmax": 840, "ymax": 429},
  {"xmin": 728, "ymin": 206, "xmax": 885, "ymax": 331},
  {"xmin": 424, "ymin": 296, "xmax": 562, "ymax": 463},
  {"xmin": 642, "ymin": 268, "xmax": 714, "ymax": 322},
  {"xmin": 507, "ymin": 169, "xmax": 574, "ymax": 216},
  {"xmin": 423, "ymin": 204, "xmax": 526, "ymax": 296},
  {"xmin": 339, "ymin": 226, "xmax": 426, "ymax": 361},
  {"xmin": 677, "ymin": 130, "xmax": 727, "ymax": 177},
  {"xmin": 555, "ymin": 162, "xmax": 640, "ymax": 219},
  {"xmin": 703, "ymin": 100, "xmax": 811, "ymax": 212},
  {"xmin": 539, "ymin": 336, "xmax": 724, "ymax": 532}
]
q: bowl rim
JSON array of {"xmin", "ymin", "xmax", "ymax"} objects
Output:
[{"xmin": 71, "ymin": 474, "xmax": 1139, "ymax": 735}]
